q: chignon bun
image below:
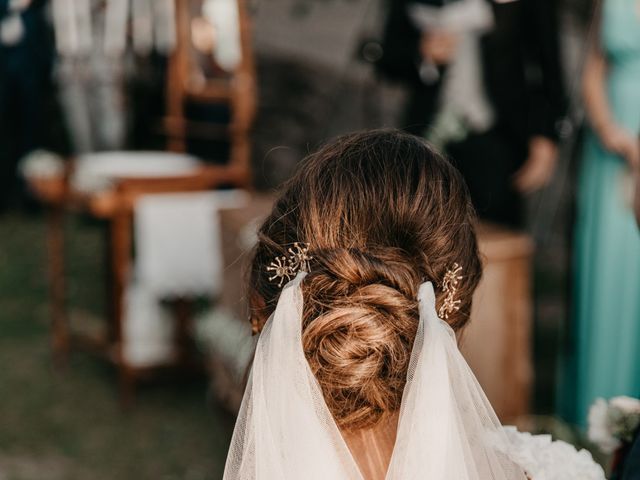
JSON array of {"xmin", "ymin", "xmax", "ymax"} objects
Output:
[{"xmin": 249, "ymin": 130, "xmax": 482, "ymax": 431}]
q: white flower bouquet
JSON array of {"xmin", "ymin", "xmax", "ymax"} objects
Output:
[
  {"xmin": 588, "ymin": 396, "xmax": 640, "ymax": 454},
  {"xmin": 499, "ymin": 427, "xmax": 606, "ymax": 480}
]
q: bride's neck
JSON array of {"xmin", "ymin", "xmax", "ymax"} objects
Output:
[{"xmin": 341, "ymin": 412, "xmax": 399, "ymax": 480}]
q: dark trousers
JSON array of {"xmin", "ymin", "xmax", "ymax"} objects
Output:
[
  {"xmin": 0, "ymin": 51, "xmax": 48, "ymax": 210},
  {"xmin": 614, "ymin": 430, "xmax": 640, "ymax": 480},
  {"xmin": 447, "ymin": 128, "xmax": 526, "ymax": 228},
  {"xmin": 401, "ymin": 85, "xmax": 526, "ymax": 228}
]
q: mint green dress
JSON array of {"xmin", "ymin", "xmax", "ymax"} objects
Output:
[{"xmin": 558, "ymin": 0, "xmax": 640, "ymax": 426}]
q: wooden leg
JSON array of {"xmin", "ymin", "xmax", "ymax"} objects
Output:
[
  {"xmin": 509, "ymin": 257, "xmax": 533, "ymax": 420},
  {"xmin": 118, "ymin": 364, "xmax": 136, "ymax": 409},
  {"xmin": 47, "ymin": 205, "xmax": 69, "ymax": 366},
  {"xmin": 173, "ymin": 299, "xmax": 193, "ymax": 368},
  {"xmin": 110, "ymin": 211, "xmax": 135, "ymax": 407},
  {"xmin": 230, "ymin": 131, "xmax": 252, "ymax": 186}
]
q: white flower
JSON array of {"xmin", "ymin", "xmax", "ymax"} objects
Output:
[
  {"xmin": 610, "ymin": 396, "xmax": 640, "ymax": 414},
  {"xmin": 588, "ymin": 396, "xmax": 640, "ymax": 451},
  {"xmin": 588, "ymin": 397, "xmax": 621, "ymax": 454},
  {"xmin": 500, "ymin": 427, "xmax": 606, "ymax": 480}
]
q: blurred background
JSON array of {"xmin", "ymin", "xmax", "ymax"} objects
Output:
[{"xmin": 1, "ymin": 0, "xmax": 639, "ymax": 478}]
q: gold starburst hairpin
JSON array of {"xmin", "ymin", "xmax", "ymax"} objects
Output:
[
  {"xmin": 438, "ymin": 263, "xmax": 463, "ymax": 319},
  {"xmin": 287, "ymin": 242, "xmax": 312, "ymax": 273},
  {"xmin": 266, "ymin": 242, "xmax": 312, "ymax": 287},
  {"xmin": 266, "ymin": 255, "xmax": 292, "ymax": 287}
]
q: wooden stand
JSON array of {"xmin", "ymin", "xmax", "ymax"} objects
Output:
[{"xmin": 461, "ymin": 223, "xmax": 534, "ymax": 422}]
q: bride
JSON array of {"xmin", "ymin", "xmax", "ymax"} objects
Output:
[{"xmin": 223, "ymin": 130, "xmax": 603, "ymax": 479}]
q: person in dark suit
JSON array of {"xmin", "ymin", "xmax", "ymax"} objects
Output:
[
  {"xmin": 0, "ymin": 0, "xmax": 53, "ymax": 211},
  {"xmin": 377, "ymin": 0, "xmax": 568, "ymax": 227},
  {"xmin": 615, "ymin": 431, "xmax": 640, "ymax": 480}
]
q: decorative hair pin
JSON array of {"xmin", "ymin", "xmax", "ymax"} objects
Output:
[
  {"xmin": 266, "ymin": 242, "xmax": 312, "ymax": 287},
  {"xmin": 438, "ymin": 263, "xmax": 463, "ymax": 319}
]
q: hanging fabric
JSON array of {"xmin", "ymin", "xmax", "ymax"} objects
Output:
[
  {"xmin": 202, "ymin": 0, "xmax": 242, "ymax": 72},
  {"xmin": 152, "ymin": 0, "xmax": 177, "ymax": 54},
  {"xmin": 104, "ymin": 0, "xmax": 129, "ymax": 56},
  {"xmin": 131, "ymin": 0, "xmax": 153, "ymax": 55}
]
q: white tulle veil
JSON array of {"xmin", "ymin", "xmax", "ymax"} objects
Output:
[{"xmin": 224, "ymin": 272, "xmax": 527, "ymax": 479}]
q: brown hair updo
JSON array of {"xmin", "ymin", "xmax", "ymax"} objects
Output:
[{"xmin": 248, "ymin": 129, "xmax": 482, "ymax": 431}]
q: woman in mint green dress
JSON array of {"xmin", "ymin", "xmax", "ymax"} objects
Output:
[{"xmin": 559, "ymin": 0, "xmax": 640, "ymax": 426}]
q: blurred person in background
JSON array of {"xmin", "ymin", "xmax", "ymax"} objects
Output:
[
  {"xmin": 378, "ymin": 0, "xmax": 567, "ymax": 227},
  {"xmin": 0, "ymin": 0, "xmax": 53, "ymax": 212},
  {"xmin": 557, "ymin": 0, "xmax": 640, "ymax": 428},
  {"xmin": 607, "ymin": 140, "xmax": 640, "ymax": 480},
  {"xmin": 635, "ymin": 142, "xmax": 640, "ymax": 225},
  {"xmin": 616, "ymin": 154, "xmax": 640, "ymax": 480},
  {"xmin": 618, "ymin": 435, "xmax": 640, "ymax": 480}
]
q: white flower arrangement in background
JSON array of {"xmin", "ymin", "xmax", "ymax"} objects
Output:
[
  {"xmin": 588, "ymin": 396, "xmax": 640, "ymax": 454},
  {"xmin": 500, "ymin": 427, "xmax": 606, "ymax": 480}
]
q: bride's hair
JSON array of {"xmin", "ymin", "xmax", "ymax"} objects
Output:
[{"xmin": 248, "ymin": 130, "xmax": 482, "ymax": 431}]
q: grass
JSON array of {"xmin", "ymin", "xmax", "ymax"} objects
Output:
[{"xmin": 0, "ymin": 212, "xmax": 234, "ymax": 480}]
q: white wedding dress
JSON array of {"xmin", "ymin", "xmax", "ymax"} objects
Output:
[{"xmin": 223, "ymin": 272, "xmax": 604, "ymax": 479}]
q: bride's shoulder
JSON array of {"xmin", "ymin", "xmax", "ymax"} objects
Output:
[{"xmin": 499, "ymin": 427, "xmax": 606, "ymax": 480}]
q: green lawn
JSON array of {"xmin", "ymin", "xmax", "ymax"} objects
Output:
[{"xmin": 0, "ymin": 213, "xmax": 234, "ymax": 480}]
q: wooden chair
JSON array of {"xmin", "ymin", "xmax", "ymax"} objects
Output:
[
  {"xmin": 165, "ymin": 0, "xmax": 256, "ymax": 173},
  {"xmin": 29, "ymin": 0, "xmax": 256, "ymax": 406}
]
